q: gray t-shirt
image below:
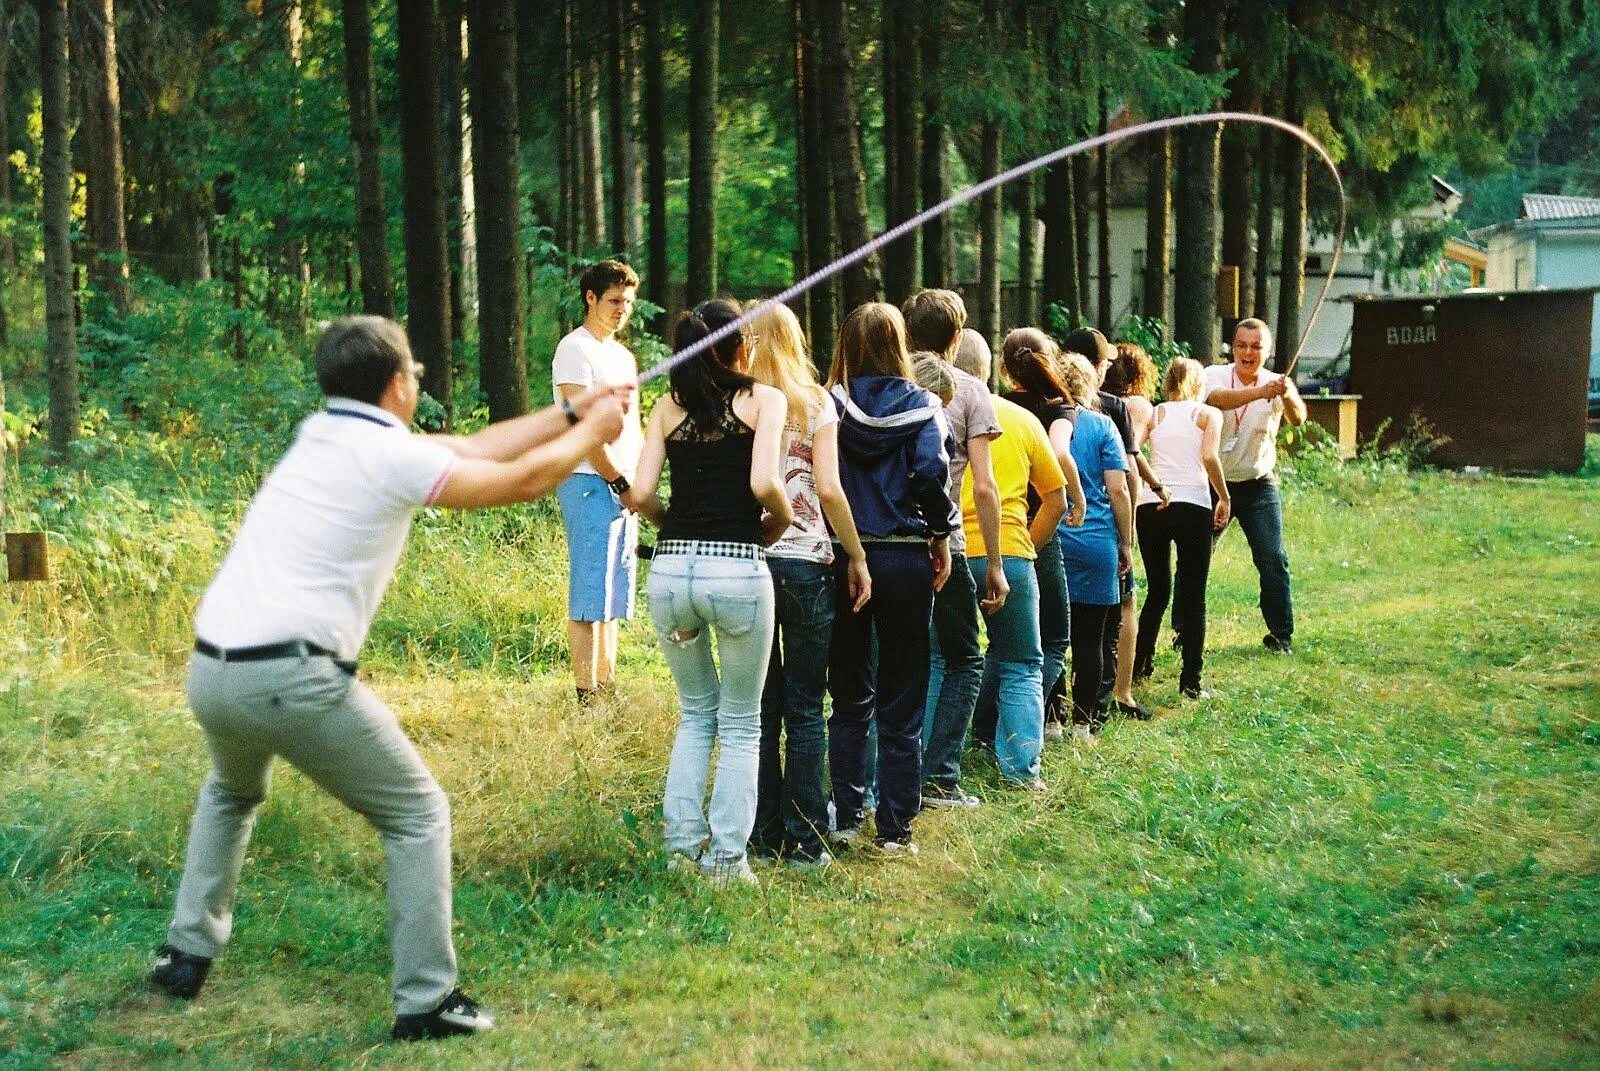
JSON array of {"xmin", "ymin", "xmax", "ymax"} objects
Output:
[{"xmin": 943, "ymin": 366, "xmax": 1002, "ymax": 556}]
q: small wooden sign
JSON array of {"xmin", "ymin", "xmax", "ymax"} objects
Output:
[
  {"xmin": 1217, "ymin": 265, "xmax": 1240, "ymax": 319},
  {"xmin": 5, "ymin": 532, "xmax": 49, "ymax": 582}
]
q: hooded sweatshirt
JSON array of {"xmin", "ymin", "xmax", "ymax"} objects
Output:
[{"xmin": 831, "ymin": 376, "xmax": 960, "ymax": 541}]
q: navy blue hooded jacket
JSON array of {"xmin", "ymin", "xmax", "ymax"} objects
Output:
[{"xmin": 830, "ymin": 376, "xmax": 960, "ymax": 541}]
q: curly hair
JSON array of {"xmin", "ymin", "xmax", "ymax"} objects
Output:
[{"xmin": 1104, "ymin": 341, "xmax": 1158, "ymax": 400}]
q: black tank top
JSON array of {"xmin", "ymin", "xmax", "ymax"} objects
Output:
[{"xmin": 659, "ymin": 392, "xmax": 764, "ymax": 545}]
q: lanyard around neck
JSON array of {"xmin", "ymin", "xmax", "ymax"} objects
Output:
[{"xmin": 326, "ymin": 407, "xmax": 396, "ymax": 429}]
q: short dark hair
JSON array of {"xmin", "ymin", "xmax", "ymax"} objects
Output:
[
  {"xmin": 1062, "ymin": 326, "xmax": 1115, "ymax": 368},
  {"xmin": 314, "ymin": 316, "xmax": 412, "ymax": 404},
  {"xmin": 901, "ymin": 289, "xmax": 966, "ymax": 355},
  {"xmin": 579, "ymin": 259, "xmax": 640, "ymax": 304}
]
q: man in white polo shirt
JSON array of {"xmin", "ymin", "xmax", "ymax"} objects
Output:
[
  {"xmin": 149, "ymin": 317, "xmax": 627, "ymax": 1042},
  {"xmin": 553, "ymin": 259, "xmax": 644, "ymax": 706},
  {"xmin": 1196, "ymin": 316, "xmax": 1307, "ymax": 654}
]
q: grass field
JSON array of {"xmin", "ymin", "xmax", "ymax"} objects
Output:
[{"xmin": 2, "ymin": 439, "xmax": 1598, "ymax": 1069}]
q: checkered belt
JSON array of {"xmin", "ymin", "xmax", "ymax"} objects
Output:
[{"xmin": 653, "ymin": 539, "xmax": 766, "ymax": 562}]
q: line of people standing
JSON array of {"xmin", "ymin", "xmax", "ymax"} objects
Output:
[{"xmin": 551, "ymin": 261, "xmax": 1306, "ymax": 879}]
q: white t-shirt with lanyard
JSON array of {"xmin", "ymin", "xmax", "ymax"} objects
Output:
[{"xmin": 1202, "ymin": 363, "xmax": 1284, "ymax": 482}]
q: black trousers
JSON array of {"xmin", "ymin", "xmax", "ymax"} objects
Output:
[
  {"xmin": 1136, "ymin": 501, "xmax": 1214, "ymax": 688},
  {"xmin": 1070, "ymin": 602, "xmax": 1116, "ymax": 727}
]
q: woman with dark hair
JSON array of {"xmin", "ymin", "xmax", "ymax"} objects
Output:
[
  {"xmin": 1051, "ymin": 351, "xmax": 1133, "ymax": 746},
  {"xmin": 993, "ymin": 328, "xmax": 1085, "ymax": 742},
  {"xmin": 825, "ymin": 302, "xmax": 958, "ymax": 855},
  {"xmin": 625, "ymin": 299, "xmax": 795, "ymax": 886}
]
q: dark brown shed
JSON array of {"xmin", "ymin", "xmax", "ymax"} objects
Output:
[{"xmin": 1347, "ymin": 288, "xmax": 1593, "ymax": 472}]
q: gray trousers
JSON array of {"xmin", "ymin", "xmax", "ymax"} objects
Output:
[{"xmin": 167, "ymin": 653, "xmax": 457, "ymax": 1015}]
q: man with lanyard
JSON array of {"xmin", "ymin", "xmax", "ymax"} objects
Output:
[
  {"xmin": 149, "ymin": 317, "xmax": 628, "ymax": 1041},
  {"xmin": 1196, "ymin": 316, "xmax": 1306, "ymax": 654}
]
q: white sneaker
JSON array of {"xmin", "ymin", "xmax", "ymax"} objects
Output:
[
  {"xmin": 1069, "ymin": 724, "xmax": 1098, "ymax": 747},
  {"xmin": 873, "ymin": 839, "xmax": 919, "ymax": 857},
  {"xmin": 921, "ymin": 785, "xmax": 981, "ymax": 810},
  {"xmin": 1043, "ymin": 723, "xmax": 1066, "ymax": 742},
  {"xmin": 785, "ymin": 851, "xmax": 834, "ymax": 873},
  {"xmin": 700, "ymin": 854, "xmax": 758, "ymax": 887}
]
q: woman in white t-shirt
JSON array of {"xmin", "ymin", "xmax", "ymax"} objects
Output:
[
  {"xmin": 1132, "ymin": 357, "xmax": 1231, "ymax": 698},
  {"xmin": 745, "ymin": 302, "xmax": 871, "ymax": 869}
]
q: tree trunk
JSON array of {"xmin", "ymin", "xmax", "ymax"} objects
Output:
[
  {"xmin": 86, "ymin": 0, "xmax": 130, "ymax": 316},
  {"xmin": 1220, "ymin": 78, "xmax": 1258, "ymax": 326},
  {"xmin": 470, "ymin": 0, "xmax": 528, "ymax": 420},
  {"xmin": 398, "ymin": 0, "xmax": 454, "ymax": 422},
  {"xmin": 1276, "ymin": 66, "xmax": 1306, "ymax": 372},
  {"xmin": 189, "ymin": 187, "xmax": 212, "ymax": 284},
  {"xmin": 578, "ymin": 51, "xmax": 603, "ymax": 252},
  {"xmin": 1252, "ymin": 110, "xmax": 1276, "ymax": 327},
  {"xmin": 558, "ymin": 0, "xmax": 577, "ymax": 257},
  {"xmin": 1016, "ymin": 172, "xmax": 1037, "ymax": 327},
  {"xmin": 607, "ymin": 0, "xmax": 640, "ymax": 256},
  {"xmin": 284, "ymin": 0, "xmax": 310, "ymax": 334},
  {"xmin": 1143, "ymin": 132, "xmax": 1171, "ymax": 326},
  {"xmin": 1041, "ymin": 163, "xmax": 1069, "ymax": 318},
  {"xmin": 41, "ymin": 0, "xmax": 77, "ymax": 462},
  {"xmin": 819, "ymin": 0, "xmax": 880, "ymax": 312},
  {"xmin": 918, "ymin": 17, "xmax": 950, "ymax": 290},
  {"xmin": 687, "ymin": 0, "xmax": 717, "ymax": 296},
  {"xmin": 342, "ymin": 0, "xmax": 396, "ymax": 318},
  {"xmin": 799, "ymin": 0, "xmax": 837, "ymax": 371},
  {"xmin": 1071, "ymin": 152, "xmax": 1090, "ymax": 324},
  {"xmin": 441, "ymin": 0, "xmax": 467, "ymax": 341},
  {"xmin": 881, "ymin": 0, "xmax": 918, "ymax": 303},
  {"xmin": 1096, "ymin": 92, "xmax": 1113, "ymax": 332},
  {"xmin": 977, "ymin": 3, "xmax": 1002, "ymax": 354},
  {"xmin": 1174, "ymin": 0, "xmax": 1224, "ymax": 360},
  {"xmin": 622, "ymin": 3, "xmax": 642, "ymax": 254},
  {"xmin": 643, "ymin": 0, "xmax": 667, "ymax": 327},
  {"xmin": 0, "ymin": 10, "xmax": 13, "ymax": 276}
]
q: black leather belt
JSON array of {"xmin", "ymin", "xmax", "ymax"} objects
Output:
[{"xmin": 194, "ymin": 639, "xmax": 357, "ymax": 675}]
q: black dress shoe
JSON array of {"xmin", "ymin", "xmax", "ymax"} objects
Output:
[
  {"xmin": 392, "ymin": 987, "xmax": 496, "ymax": 1041},
  {"xmin": 149, "ymin": 943, "xmax": 212, "ymax": 999},
  {"xmin": 1114, "ymin": 700, "xmax": 1154, "ymax": 721}
]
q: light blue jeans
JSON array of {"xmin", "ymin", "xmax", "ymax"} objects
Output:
[
  {"xmin": 648, "ymin": 549, "xmax": 775, "ymax": 867},
  {"xmin": 971, "ymin": 556, "xmax": 1044, "ymax": 784}
]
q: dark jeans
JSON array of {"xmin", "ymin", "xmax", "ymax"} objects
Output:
[
  {"xmin": 829, "ymin": 542, "xmax": 934, "ymax": 843},
  {"xmin": 1097, "ymin": 569, "xmax": 1133, "ymax": 709},
  {"xmin": 753, "ymin": 556, "xmax": 834, "ymax": 860},
  {"xmin": 922, "ymin": 553, "xmax": 982, "ymax": 790},
  {"xmin": 1135, "ymin": 502, "xmax": 1214, "ymax": 688},
  {"xmin": 1174, "ymin": 476, "xmax": 1293, "ymax": 643},
  {"xmin": 975, "ymin": 538, "xmax": 1069, "ymax": 744},
  {"xmin": 1070, "ymin": 602, "xmax": 1115, "ymax": 727}
]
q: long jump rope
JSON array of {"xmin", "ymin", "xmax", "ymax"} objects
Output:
[{"xmin": 636, "ymin": 111, "xmax": 1347, "ymax": 386}]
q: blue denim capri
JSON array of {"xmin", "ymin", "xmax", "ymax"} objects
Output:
[{"xmin": 556, "ymin": 473, "xmax": 638, "ymax": 621}]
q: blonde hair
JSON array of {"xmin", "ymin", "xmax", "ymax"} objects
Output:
[
  {"xmin": 1055, "ymin": 351, "xmax": 1100, "ymax": 410},
  {"xmin": 746, "ymin": 300, "xmax": 827, "ymax": 426},
  {"xmin": 910, "ymin": 351, "xmax": 955, "ymax": 405},
  {"xmin": 827, "ymin": 303, "xmax": 914, "ymax": 387},
  {"xmin": 1163, "ymin": 356, "xmax": 1206, "ymax": 402}
]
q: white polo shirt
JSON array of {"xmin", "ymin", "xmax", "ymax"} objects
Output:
[
  {"xmin": 194, "ymin": 398, "xmax": 455, "ymax": 660},
  {"xmin": 1203, "ymin": 363, "xmax": 1285, "ymax": 482},
  {"xmin": 551, "ymin": 325, "xmax": 643, "ymax": 478}
]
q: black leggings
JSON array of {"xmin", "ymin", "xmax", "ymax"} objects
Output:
[
  {"xmin": 1069, "ymin": 602, "xmax": 1115, "ymax": 727},
  {"xmin": 1135, "ymin": 501, "xmax": 1214, "ymax": 687}
]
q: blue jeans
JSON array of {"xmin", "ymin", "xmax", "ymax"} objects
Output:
[
  {"xmin": 829, "ymin": 543, "xmax": 934, "ymax": 843},
  {"xmin": 922, "ymin": 553, "xmax": 983, "ymax": 791},
  {"xmin": 753, "ymin": 556, "xmax": 834, "ymax": 860},
  {"xmin": 974, "ymin": 540, "xmax": 1067, "ymax": 747},
  {"xmin": 648, "ymin": 549, "xmax": 775, "ymax": 866},
  {"xmin": 969, "ymin": 557, "xmax": 1044, "ymax": 783},
  {"xmin": 1227, "ymin": 476, "xmax": 1294, "ymax": 641}
]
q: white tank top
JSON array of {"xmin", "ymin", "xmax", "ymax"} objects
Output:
[{"xmin": 1139, "ymin": 401, "xmax": 1212, "ymax": 509}]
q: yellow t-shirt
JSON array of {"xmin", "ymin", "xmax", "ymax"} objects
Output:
[{"xmin": 961, "ymin": 396, "xmax": 1066, "ymax": 560}]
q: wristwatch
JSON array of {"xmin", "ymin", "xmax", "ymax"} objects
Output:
[{"xmin": 607, "ymin": 475, "xmax": 631, "ymax": 496}]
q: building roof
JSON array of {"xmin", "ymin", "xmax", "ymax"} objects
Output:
[{"xmin": 1520, "ymin": 193, "xmax": 1600, "ymax": 221}]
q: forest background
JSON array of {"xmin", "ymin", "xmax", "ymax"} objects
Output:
[{"xmin": 0, "ymin": 1, "xmax": 1598, "ymax": 1068}]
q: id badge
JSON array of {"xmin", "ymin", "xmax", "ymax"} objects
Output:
[{"xmin": 1222, "ymin": 435, "xmax": 1239, "ymax": 453}]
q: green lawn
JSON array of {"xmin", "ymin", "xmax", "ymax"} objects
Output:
[{"xmin": 2, "ymin": 448, "xmax": 1598, "ymax": 1069}]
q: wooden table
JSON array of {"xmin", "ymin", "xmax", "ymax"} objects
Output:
[{"xmin": 1301, "ymin": 394, "xmax": 1361, "ymax": 460}]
